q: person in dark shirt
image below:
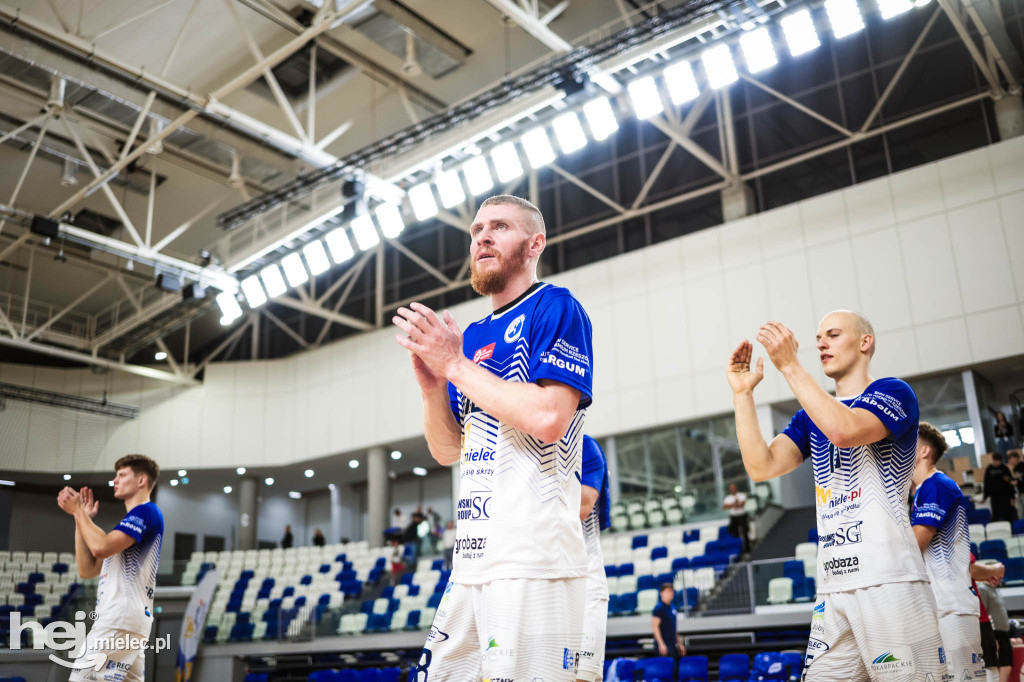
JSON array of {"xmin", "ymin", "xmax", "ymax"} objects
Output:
[
  {"xmin": 312, "ymin": 528, "xmax": 326, "ymax": 547},
  {"xmin": 1010, "ymin": 450, "xmax": 1024, "ymax": 521},
  {"xmin": 983, "ymin": 451, "xmax": 1016, "ymax": 522},
  {"xmin": 281, "ymin": 524, "xmax": 294, "ymax": 549},
  {"xmin": 651, "ymin": 583, "xmax": 686, "ymax": 680}
]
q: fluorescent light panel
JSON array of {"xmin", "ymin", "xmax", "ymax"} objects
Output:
[
  {"xmin": 878, "ymin": 0, "xmax": 914, "ymax": 18},
  {"xmin": 216, "ymin": 292, "xmax": 243, "ymax": 324},
  {"xmin": 324, "ymin": 228, "xmax": 354, "ymax": 263},
  {"xmin": 701, "ymin": 44, "xmax": 739, "ymax": 89},
  {"xmin": 490, "ymin": 142, "xmax": 524, "ymax": 183},
  {"xmin": 302, "ymin": 240, "xmax": 330, "ymax": 276},
  {"xmin": 408, "ymin": 183, "xmax": 438, "ymax": 221},
  {"xmin": 260, "ymin": 264, "xmax": 287, "ymax": 298},
  {"xmin": 824, "ymin": 0, "xmax": 865, "ymax": 38},
  {"xmin": 375, "ymin": 203, "xmax": 405, "ymax": 238},
  {"xmin": 781, "ymin": 9, "xmax": 821, "ymax": 56},
  {"xmin": 461, "ymin": 156, "xmax": 494, "ymax": 195},
  {"xmin": 280, "ymin": 252, "xmax": 308, "ymax": 287},
  {"xmin": 627, "ymin": 76, "xmax": 664, "ymax": 119},
  {"xmin": 582, "ymin": 97, "xmax": 619, "ymax": 141},
  {"xmin": 350, "ymin": 214, "xmax": 380, "ymax": 251},
  {"xmin": 663, "ymin": 61, "xmax": 700, "ymax": 105},
  {"xmin": 551, "ymin": 112, "xmax": 587, "ymax": 154},
  {"xmin": 520, "ymin": 127, "xmax": 556, "ymax": 168},
  {"xmin": 435, "ymin": 168, "xmax": 466, "ymax": 208},
  {"xmin": 240, "ymin": 276, "xmax": 268, "ymax": 308},
  {"xmin": 739, "ymin": 27, "xmax": 778, "ymax": 73}
]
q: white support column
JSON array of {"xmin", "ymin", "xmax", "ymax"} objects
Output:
[
  {"xmin": 238, "ymin": 477, "xmax": 259, "ymax": 551},
  {"xmin": 367, "ymin": 447, "xmax": 387, "ymax": 548}
]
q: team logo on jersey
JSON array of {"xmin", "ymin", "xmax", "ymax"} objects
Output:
[
  {"xmin": 819, "ymin": 520, "xmax": 863, "ymax": 548},
  {"xmin": 870, "ymin": 646, "xmax": 914, "ymax": 675},
  {"xmin": 473, "ymin": 343, "xmax": 496, "ymax": 364},
  {"xmin": 457, "ymin": 493, "xmax": 491, "ymax": 520},
  {"xmin": 815, "ymin": 485, "xmax": 860, "ymax": 508},
  {"xmin": 504, "ymin": 314, "xmax": 525, "ymax": 343}
]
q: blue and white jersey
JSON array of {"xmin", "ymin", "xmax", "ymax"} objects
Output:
[
  {"xmin": 912, "ymin": 470, "xmax": 977, "ymax": 616},
  {"xmin": 448, "ymin": 282, "xmax": 593, "ymax": 584},
  {"xmin": 581, "ymin": 435, "xmax": 611, "ymax": 596},
  {"xmin": 783, "ymin": 377, "xmax": 927, "ymax": 593},
  {"xmin": 94, "ymin": 501, "xmax": 163, "ymax": 637}
]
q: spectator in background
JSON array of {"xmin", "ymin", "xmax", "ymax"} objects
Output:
[
  {"xmin": 417, "ymin": 512, "xmax": 433, "ymax": 555},
  {"xmin": 722, "ymin": 483, "xmax": 750, "ymax": 554},
  {"xmin": 442, "ymin": 520, "xmax": 456, "ymax": 571},
  {"xmin": 312, "ymin": 528, "xmax": 325, "ymax": 547},
  {"xmin": 652, "ymin": 583, "xmax": 686, "ymax": 681},
  {"xmin": 978, "ymin": 581, "xmax": 1013, "ymax": 682},
  {"xmin": 995, "ymin": 412, "xmax": 1015, "ymax": 456},
  {"xmin": 1009, "ymin": 450, "xmax": 1024, "ymax": 521},
  {"xmin": 983, "ymin": 451, "xmax": 1016, "ymax": 522},
  {"xmin": 281, "ymin": 524, "xmax": 293, "ymax": 549}
]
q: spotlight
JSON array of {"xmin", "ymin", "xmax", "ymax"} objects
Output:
[
  {"xmin": 107, "ymin": 480, "xmax": 113, "ymax": 487},
  {"xmin": 878, "ymin": 0, "xmax": 914, "ymax": 18},
  {"xmin": 223, "ymin": 486, "xmax": 233, "ymax": 494},
  {"xmin": 302, "ymin": 240, "xmax": 331, "ymax": 276},
  {"xmin": 390, "ymin": 450, "xmax": 402, "ymax": 460},
  {"xmin": 824, "ymin": 0, "xmax": 865, "ymax": 38},
  {"xmin": 328, "ymin": 483, "xmax": 336, "ymax": 491},
  {"xmin": 663, "ymin": 61, "xmax": 700, "ymax": 105},
  {"xmin": 348, "ymin": 459, "xmax": 359, "ymax": 469},
  {"xmin": 259, "ymin": 264, "xmax": 287, "ymax": 298},
  {"xmin": 375, "ymin": 203, "xmax": 405, "ymax": 239},
  {"xmin": 304, "ymin": 469, "xmax": 314, "ymax": 478},
  {"xmin": 461, "ymin": 156, "xmax": 494, "ymax": 196},
  {"xmin": 408, "ymin": 183, "xmax": 439, "ymax": 221},
  {"xmin": 178, "ymin": 469, "xmax": 187, "ymax": 477},
  {"xmin": 154, "ymin": 351, "xmax": 167, "ymax": 361},
  {"xmin": 280, "ymin": 253, "xmax": 309, "ymax": 287},
  {"xmin": 237, "ymin": 467, "xmax": 247, "ymax": 475},
  {"xmin": 169, "ymin": 479, "xmax": 179, "ymax": 486},
  {"xmin": 325, "ymin": 228, "xmax": 354, "ymax": 264},
  {"xmin": 240, "ymin": 276, "xmax": 267, "ymax": 308},
  {"xmin": 350, "ymin": 215, "xmax": 380, "ymax": 251},
  {"xmin": 551, "ymin": 112, "xmax": 587, "ymax": 154},
  {"xmin": 521, "ymin": 127, "xmax": 557, "ymax": 168},
  {"xmin": 627, "ymin": 76, "xmax": 664, "ymax": 119},
  {"xmin": 63, "ymin": 474, "xmax": 71, "ymax": 481},
  {"xmin": 412, "ymin": 467, "xmax": 427, "ymax": 476},
  {"xmin": 217, "ymin": 292, "xmax": 243, "ymax": 326},
  {"xmin": 739, "ymin": 27, "xmax": 778, "ymax": 73},
  {"xmin": 701, "ymin": 44, "xmax": 739, "ymax": 89},
  {"xmin": 265, "ymin": 477, "xmax": 274, "ymax": 486},
  {"xmin": 582, "ymin": 97, "xmax": 619, "ymax": 141},
  {"xmin": 435, "ymin": 169, "xmax": 466, "ymax": 208},
  {"xmin": 781, "ymin": 9, "xmax": 821, "ymax": 56},
  {"xmin": 289, "ymin": 491, "xmax": 302, "ymax": 499},
  {"xmin": 490, "ymin": 142, "xmax": 524, "ymax": 183},
  {"xmin": 181, "ymin": 476, "xmax": 189, "ymax": 485}
]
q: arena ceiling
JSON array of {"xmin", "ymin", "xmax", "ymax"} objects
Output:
[{"xmin": 0, "ymin": 0, "xmax": 1021, "ymax": 382}]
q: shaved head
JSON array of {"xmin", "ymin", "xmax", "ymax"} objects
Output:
[
  {"xmin": 822, "ymin": 310, "xmax": 876, "ymax": 357},
  {"xmin": 479, "ymin": 195, "xmax": 545, "ymax": 235}
]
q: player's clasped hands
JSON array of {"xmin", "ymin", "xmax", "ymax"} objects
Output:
[
  {"xmin": 56, "ymin": 486, "xmax": 100, "ymax": 517},
  {"xmin": 728, "ymin": 320, "xmax": 802, "ymax": 393},
  {"xmin": 393, "ymin": 301, "xmax": 464, "ymax": 381}
]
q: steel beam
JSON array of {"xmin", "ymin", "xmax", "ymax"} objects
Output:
[
  {"xmin": 482, "ymin": 0, "xmax": 573, "ymax": 52},
  {"xmin": 273, "ymin": 296, "xmax": 374, "ymax": 331}
]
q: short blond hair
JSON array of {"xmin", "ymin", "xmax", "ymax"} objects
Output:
[{"xmin": 480, "ymin": 195, "xmax": 545, "ymax": 235}]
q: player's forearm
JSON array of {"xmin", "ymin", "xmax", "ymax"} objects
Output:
[
  {"xmin": 734, "ymin": 391, "xmax": 776, "ymax": 481},
  {"xmin": 448, "ymin": 358, "xmax": 572, "ymax": 444},
  {"xmin": 75, "ymin": 510, "xmax": 112, "ymax": 559},
  {"xmin": 74, "ymin": 525, "xmax": 101, "ymax": 578},
  {"xmin": 422, "ymin": 387, "xmax": 461, "ymax": 465},
  {"xmin": 780, "ymin": 364, "xmax": 862, "ymax": 447}
]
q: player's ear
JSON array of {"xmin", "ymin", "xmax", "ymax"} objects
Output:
[{"xmin": 529, "ymin": 232, "xmax": 545, "ymax": 257}]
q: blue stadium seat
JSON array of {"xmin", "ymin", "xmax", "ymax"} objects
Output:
[
  {"xmin": 405, "ymin": 610, "xmax": 421, "ymax": 629},
  {"xmin": 656, "ymin": 572, "xmax": 675, "ymax": 587},
  {"xmin": 379, "ymin": 667, "xmax": 401, "ymax": 682},
  {"xmin": 674, "ymin": 587, "xmax": 699, "ymax": 612},
  {"xmin": 368, "ymin": 567, "xmax": 384, "ymax": 584},
  {"xmin": 718, "ymin": 526, "xmax": 733, "ymax": 540},
  {"xmin": 718, "ymin": 653, "xmax": 749, "ymax": 682},
  {"xmin": 683, "ymin": 529, "xmax": 699, "ymax": 543},
  {"xmin": 400, "ymin": 573, "xmax": 415, "ymax": 586},
  {"xmin": 337, "ymin": 569, "xmax": 357, "ymax": 582},
  {"xmin": 678, "ymin": 655, "xmax": 709, "ymax": 682},
  {"xmin": 792, "ymin": 577, "xmax": 816, "ymax": 602},
  {"xmin": 980, "ymin": 540, "xmax": 1008, "ymax": 562},
  {"xmin": 638, "ymin": 656, "xmax": 674, "ymax": 681},
  {"xmin": 228, "ymin": 622, "xmax": 255, "ymax": 642},
  {"xmin": 202, "ymin": 625, "xmax": 218, "ymax": 643},
  {"xmin": 637, "ymin": 574, "xmax": 658, "ymax": 592},
  {"xmin": 1005, "ymin": 557, "xmax": 1024, "ymax": 585},
  {"xmin": 300, "ymin": 574, "xmax": 313, "ymax": 586},
  {"xmin": 295, "ymin": 596, "xmax": 307, "ymax": 607},
  {"xmin": 341, "ymin": 580, "xmax": 363, "ymax": 597},
  {"xmin": 1013, "ymin": 520, "xmax": 1024, "ymax": 536},
  {"xmin": 606, "ymin": 594, "xmax": 619, "ymax": 616},
  {"xmin": 618, "ymin": 563, "xmax": 635, "ymax": 576},
  {"xmin": 671, "ymin": 557, "xmax": 690, "ymax": 572},
  {"xmin": 366, "ymin": 613, "xmax": 392, "ymax": 632},
  {"xmin": 607, "ymin": 659, "xmax": 635, "ymax": 680},
  {"xmin": 282, "ymin": 586, "xmax": 295, "ymax": 598},
  {"xmin": 360, "ymin": 600, "xmax": 375, "ymax": 615},
  {"xmin": 240, "ymin": 569, "xmax": 255, "ymax": 581},
  {"xmin": 335, "ymin": 553, "xmax": 348, "ymax": 562},
  {"xmin": 650, "ymin": 546, "xmax": 668, "ymax": 561},
  {"xmin": 52, "ymin": 562, "xmax": 69, "ymax": 575},
  {"xmin": 319, "ymin": 563, "xmax": 331, "ymax": 574},
  {"xmin": 780, "ymin": 652, "xmax": 804, "ymax": 681},
  {"xmin": 361, "ymin": 671, "xmax": 382, "ymax": 682},
  {"xmin": 969, "ymin": 508, "xmax": 992, "ymax": 525},
  {"xmin": 616, "ymin": 592, "xmax": 638, "ymax": 615},
  {"xmin": 307, "ymin": 671, "xmax": 336, "ymax": 682},
  {"xmin": 632, "ymin": 535, "xmax": 649, "ymax": 549},
  {"xmin": 782, "ymin": 560, "xmax": 805, "ymax": 582},
  {"xmin": 807, "ymin": 529, "xmax": 818, "ymax": 543},
  {"xmin": 243, "ymin": 674, "xmax": 269, "ymax": 682},
  {"xmin": 432, "ymin": 581, "xmax": 447, "ymax": 594},
  {"xmin": 407, "ymin": 584, "xmax": 421, "ymax": 596},
  {"xmin": 236, "ymin": 612, "xmax": 251, "ymax": 624},
  {"xmin": 605, "ymin": 564, "xmax": 618, "ymax": 577},
  {"xmin": 750, "ymin": 652, "xmax": 787, "ymax": 680},
  {"xmin": 427, "ymin": 593, "xmax": 443, "ymax": 609},
  {"xmin": 430, "ymin": 558, "xmax": 444, "ymax": 571}
]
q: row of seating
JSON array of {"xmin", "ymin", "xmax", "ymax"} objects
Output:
[{"xmin": 606, "ymin": 651, "xmax": 803, "ymax": 682}]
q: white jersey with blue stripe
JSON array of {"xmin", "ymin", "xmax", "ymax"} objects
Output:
[
  {"xmin": 581, "ymin": 435, "xmax": 610, "ymax": 591},
  {"xmin": 448, "ymin": 282, "xmax": 594, "ymax": 584},
  {"xmin": 93, "ymin": 501, "xmax": 163, "ymax": 637},
  {"xmin": 912, "ymin": 470, "xmax": 977, "ymax": 616},
  {"xmin": 782, "ymin": 377, "xmax": 928, "ymax": 593}
]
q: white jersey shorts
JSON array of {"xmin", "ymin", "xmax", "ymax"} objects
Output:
[
  {"xmin": 576, "ymin": 574, "xmax": 609, "ymax": 682},
  {"xmin": 804, "ymin": 581, "xmax": 946, "ymax": 682},
  {"xmin": 938, "ymin": 612, "xmax": 986, "ymax": 681},
  {"xmin": 67, "ymin": 625, "xmax": 146, "ymax": 682},
  {"xmin": 412, "ymin": 577, "xmax": 585, "ymax": 682}
]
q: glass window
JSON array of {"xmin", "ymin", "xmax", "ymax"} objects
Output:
[
  {"xmin": 617, "ymin": 433, "xmax": 647, "ymax": 498},
  {"xmin": 680, "ymin": 424, "xmax": 716, "ymax": 518},
  {"xmin": 648, "ymin": 427, "xmax": 682, "ymax": 496}
]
